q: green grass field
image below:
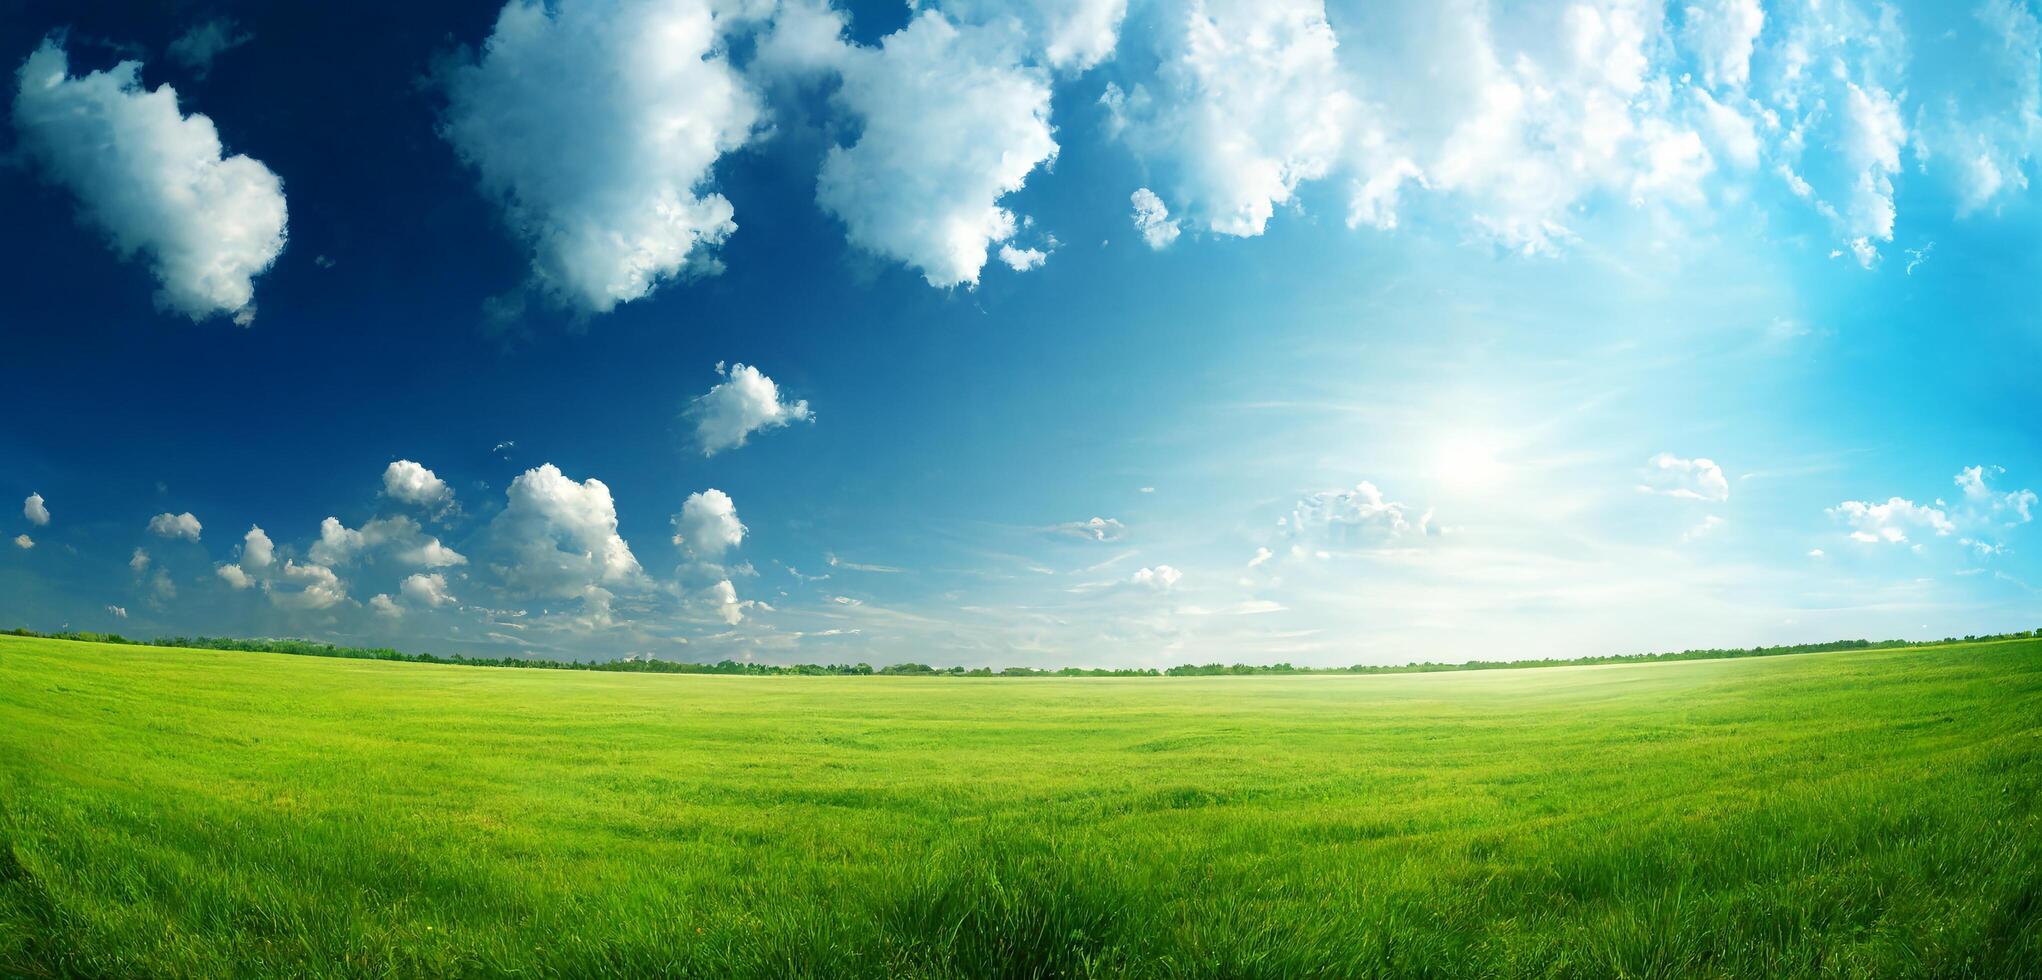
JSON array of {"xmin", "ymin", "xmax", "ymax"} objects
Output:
[{"xmin": 2, "ymin": 634, "xmax": 2039, "ymax": 978}]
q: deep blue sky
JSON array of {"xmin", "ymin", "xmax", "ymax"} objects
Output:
[{"xmin": 2, "ymin": 0, "xmax": 2038, "ymax": 665}]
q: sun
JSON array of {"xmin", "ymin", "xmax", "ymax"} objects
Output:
[{"xmin": 1433, "ymin": 430, "xmax": 1511, "ymax": 492}]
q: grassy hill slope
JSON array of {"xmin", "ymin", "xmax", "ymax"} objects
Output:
[{"xmin": 2, "ymin": 633, "xmax": 2039, "ymax": 977}]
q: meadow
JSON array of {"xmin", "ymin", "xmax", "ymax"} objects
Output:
[{"xmin": 1, "ymin": 633, "xmax": 2038, "ymax": 978}]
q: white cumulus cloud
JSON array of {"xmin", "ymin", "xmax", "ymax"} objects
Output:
[
  {"xmin": 22, "ymin": 493, "xmax": 48, "ymax": 526},
  {"xmin": 1955, "ymin": 464, "xmax": 2036, "ymax": 525},
  {"xmin": 274, "ymin": 559, "xmax": 345, "ymax": 609},
  {"xmin": 13, "ymin": 40, "xmax": 286, "ymax": 323},
  {"xmin": 437, "ymin": 0, "xmax": 763, "ymax": 313},
  {"xmin": 1285, "ymin": 481, "xmax": 1433, "ymax": 548},
  {"xmin": 797, "ymin": 9, "xmax": 1059, "ymax": 287},
  {"xmin": 1131, "ymin": 564, "xmax": 1182, "ymax": 591},
  {"xmin": 1334, "ymin": 1, "xmax": 1713, "ymax": 250},
  {"xmin": 488, "ymin": 463, "xmax": 644, "ymax": 599},
  {"xmin": 241, "ymin": 525, "xmax": 274, "ymax": 570},
  {"xmin": 216, "ymin": 563, "xmax": 253, "ymax": 589},
  {"xmin": 1105, "ymin": 0, "xmax": 1348, "ymax": 238},
  {"xmin": 997, "ymin": 243, "xmax": 1049, "ymax": 272},
  {"xmin": 308, "ymin": 516, "xmax": 365, "ymax": 566},
  {"xmin": 941, "ymin": 0, "xmax": 1128, "ymax": 71},
  {"xmin": 1828, "ymin": 497, "xmax": 1955, "ymax": 544},
  {"xmin": 148, "ymin": 511, "xmax": 202, "ymax": 541},
  {"xmin": 673, "ymin": 488, "xmax": 746, "ymax": 560},
  {"xmin": 688, "ymin": 362, "xmax": 811, "ymax": 455},
  {"xmin": 382, "ymin": 460, "xmax": 455, "ymax": 514},
  {"xmin": 401, "ymin": 572, "xmax": 457, "ymax": 608},
  {"xmin": 308, "ymin": 515, "xmax": 465, "ymax": 568},
  {"xmin": 1130, "ymin": 187, "xmax": 1180, "ymax": 249},
  {"xmin": 1639, "ymin": 453, "xmax": 1730, "ymax": 502},
  {"xmin": 1682, "ymin": 0, "xmax": 1764, "ymax": 91}
]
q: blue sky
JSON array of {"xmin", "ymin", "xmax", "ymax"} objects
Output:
[{"xmin": 2, "ymin": 0, "xmax": 2038, "ymax": 666}]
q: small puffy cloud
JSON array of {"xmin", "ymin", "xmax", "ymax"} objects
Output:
[
  {"xmin": 401, "ymin": 538, "xmax": 470, "ymax": 568},
  {"xmin": 129, "ymin": 548, "xmax": 150, "ymax": 573},
  {"xmin": 801, "ymin": 10, "xmax": 1059, "ymax": 287},
  {"xmin": 167, "ymin": 18, "xmax": 252, "ymax": 77},
  {"xmin": 23, "ymin": 493, "xmax": 48, "ymax": 526},
  {"xmin": 382, "ymin": 460, "xmax": 455, "ymax": 514},
  {"xmin": 1105, "ymin": 0, "xmax": 1348, "ymax": 238},
  {"xmin": 369, "ymin": 593, "xmax": 402, "ymax": 618},
  {"xmin": 309, "ymin": 515, "xmax": 466, "ymax": 568},
  {"xmin": 106, "ymin": 605, "xmax": 127, "ymax": 619},
  {"xmin": 1039, "ymin": 0, "xmax": 1127, "ymax": 71},
  {"xmin": 213, "ymin": 524, "xmax": 271, "ymax": 588},
  {"xmin": 400, "ymin": 572, "xmax": 456, "ymax": 608},
  {"xmin": 1285, "ymin": 482, "xmax": 1433, "ymax": 548},
  {"xmin": 1826, "ymin": 467, "xmax": 2034, "ymax": 553},
  {"xmin": 1639, "ymin": 453, "xmax": 1730, "ymax": 502},
  {"xmin": 148, "ymin": 512, "xmax": 202, "ymax": 541},
  {"xmin": 488, "ymin": 463, "xmax": 644, "ymax": 598},
  {"xmin": 1828, "ymin": 497, "xmax": 1955, "ymax": 544},
  {"xmin": 308, "ymin": 517, "xmax": 364, "ymax": 566},
  {"xmin": 1052, "ymin": 517, "xmax": 1125, "ymax": 542},
  {"xmin": 12, "ymin": 40, "xmax": 287, "ymax": 322},
  {"xmin": 1130, "ymin": 187, "xmax": 1180, "ymax": 249},
  {"xmin": 12, "ymin": 534, "xmax": 31, "ymax": 550},
  {"xmin": 274, "ymin": 559, "xmax": 345, "ymax": 609},
  {"xmin": 1247, "ymin": 546, "xmax": 1272, "ymax": 568},
  {"xmin": 436, "ymin": 0, "xmax": 763, "ymax": 313},
  {"xmin": 1131, "ymin": 564, "xmax": 1182, "ymax": 591},
  {"xmin": 241, "ymin": 525, "xmax": 274, "ymax": 570},
  {"xmin": 1955, "ymin": 465, "xmax": 2036, "ymax": 524},
  {"xmin": 673, "ymin": 489, "xmax": 746, "ymax": 560},
  {"xmin": 997, "ymin": 244, "xmax": 1049, "ymax": 272},
  {"xmin": 688, "ymin": 362, "xmax": 811, "ymax": 456},
  {"xmin": 150, "ymin": 569, "xmax": 177, "ymax": 601}
]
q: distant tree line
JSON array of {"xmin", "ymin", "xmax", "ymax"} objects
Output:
[{"xmin": 6, "ymin": 626, "xmax": 2039, "ymax": 678}]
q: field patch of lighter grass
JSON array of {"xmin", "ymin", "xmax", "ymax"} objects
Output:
[{"xmin": 2, "ymin": 634, "xmax": 2039, "ymax": 977}]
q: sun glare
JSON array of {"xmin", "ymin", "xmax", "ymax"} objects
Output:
[{"xmin": 1433, "ymin": 430, "xmax": 1511, "ymax": 493}]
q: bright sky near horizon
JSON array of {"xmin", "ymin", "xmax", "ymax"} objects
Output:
[{"xmin": 1, "ymin": 0, "xmax": 2038, "ymax": 667}]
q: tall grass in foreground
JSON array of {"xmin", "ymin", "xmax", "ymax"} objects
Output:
[{"xmin": 1, "ymin": 634, "xmax": 2038, "ymax": 977}]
